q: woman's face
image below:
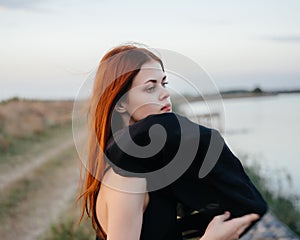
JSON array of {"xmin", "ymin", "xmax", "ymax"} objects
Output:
[{"xmin": 120, "ymin": 60, "xmax": 172, "ymax": 125}]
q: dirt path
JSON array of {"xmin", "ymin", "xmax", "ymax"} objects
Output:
[
  {"xmin": 0, "ymin": 125, "xmax": 87, "ymax": 240},
  {"xmin": 0, "ymin": 145, "xmax": 80, "ymax": 240},
  {"xmin": 0, "ymin": 137, "xmax": 75, "ymax": 191},
  {"xmin": 0, "ymin": 126, "xmax": 86, "ymax": 192}
]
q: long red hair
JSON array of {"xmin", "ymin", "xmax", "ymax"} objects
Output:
[{"xmin": 78, "ymin": 44, "xmax": 164, "ymax": 239}]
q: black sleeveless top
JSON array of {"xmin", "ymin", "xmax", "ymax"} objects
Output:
[{"xmin": 140, "ymin": 188, "xmax": 182, "ymax": 239}]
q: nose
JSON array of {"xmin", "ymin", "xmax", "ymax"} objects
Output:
[{"xmin": 159, "ymin": 86, "xmax": 170, "ymax": 101}]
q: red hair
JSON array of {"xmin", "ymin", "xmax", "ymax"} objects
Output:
[{"xmin": 78, "ymin": 44, "xmax": 164, "ymax": 239}]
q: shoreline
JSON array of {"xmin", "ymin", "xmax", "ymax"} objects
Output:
[{"xmin": 172, "ymin": 90, "xmax": 300, "ymax": 104}]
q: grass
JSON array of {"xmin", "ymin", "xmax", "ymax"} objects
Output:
[
  {"xmin": 0, "ymin": 178, "xmax": 37, "ymax": 219},
  {"xmin": 0, "ymin": 121, "xmax": 72, "ymax": 164},
  {"xmin": 43, "ymin": 213, "xmax": 92, "ymax": 240},
  {"xmin": 244, "ymin": 159, "xmax": 300, "ymax": 235},
  {"xmin": 43, "ymin": 214, "xmax": 95, "ymax": 240},
  {"xmin": 42, "ymin": 198, "xmax": 95, "ymax": 240}
]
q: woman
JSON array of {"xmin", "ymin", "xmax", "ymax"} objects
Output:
[{"xmin": 78, "ymin": 44, "xmax": 266, "ymax": 240}]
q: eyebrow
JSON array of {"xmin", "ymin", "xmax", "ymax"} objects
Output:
[{"xmin": 144, "ymin": 75, "xmax": 167, "ymax": 84}]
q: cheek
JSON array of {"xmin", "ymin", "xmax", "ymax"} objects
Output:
[
  {"xmin": 131, "ymin": 105, "xmax": 157, "ymax": 121},
  {"xmin": 126, "ymin": 90, "xmax": 161, "ymax": 120},
  {"xmin": 127, "ymin": 92, "xmax": 154, "ymax": 112},
  {"xmin": 128, "ymin": 101, "xmax": 159, "ymax": 120}
]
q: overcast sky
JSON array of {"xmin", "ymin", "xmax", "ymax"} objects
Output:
[{"xmin": 0, "ymin": 0, "xmax": 300, "ymax": 100}]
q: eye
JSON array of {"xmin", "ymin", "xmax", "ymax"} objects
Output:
[
  {"xmin": 162, "ymin": 81, "xmax": 168, "ymax": 88},
  {"xmin": 146, "ymin": 85, "xmax": 155, "ymax": 93}
]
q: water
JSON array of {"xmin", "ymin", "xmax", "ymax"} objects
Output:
[{"xmin": 181, "ymin": 94, "xmax": 300, "ymax": 196}]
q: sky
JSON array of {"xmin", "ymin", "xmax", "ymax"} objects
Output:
[{"xmin": 0, "ymin": 0, "xmax": 300, "ymax": 100}]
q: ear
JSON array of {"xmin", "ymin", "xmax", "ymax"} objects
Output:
[{"xmin": 115, "ymin": 102, "xmax": 127, "ymax": 113}]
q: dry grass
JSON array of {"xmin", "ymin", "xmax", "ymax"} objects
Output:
[
  {"xmin": 0, "ymin": 98, "xmax": 74, "ymax": 152},
  {"xmin": 0, "ymin": 98, "xmax": 73, "ymax": 136}
]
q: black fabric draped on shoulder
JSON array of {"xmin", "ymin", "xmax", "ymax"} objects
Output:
[{"xmin": 104, "ymin": 112, "xmax": 268, "ymax": 237}]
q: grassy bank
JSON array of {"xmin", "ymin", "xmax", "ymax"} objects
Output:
[{"xmin": 244, "ymin": 161, "xmax": 300, "ymax": 235}]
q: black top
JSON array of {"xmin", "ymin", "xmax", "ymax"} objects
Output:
[
  {"xmin": 98, "ymin": 112, "xmax": 267, "ymax": 239},
  {"xmin": 140, "ymin": 188, "xmax": 182, "ymax": 239}
]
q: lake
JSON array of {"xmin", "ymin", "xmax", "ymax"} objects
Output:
[{"xmin": 180, "ymin": 93, "xmax": 300, "ymax": 196}]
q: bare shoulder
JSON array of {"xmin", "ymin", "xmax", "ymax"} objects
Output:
[
  {"xmin": 97, "ymin": 167, "xmax": 149, "ymax": 238},
  {"xmin": 102, "ymin": 167, "xmax": 148, "ymax": 194},
  {"xmin": 97, "ymin": 167, "xmax": 149, "ymax": 217}
]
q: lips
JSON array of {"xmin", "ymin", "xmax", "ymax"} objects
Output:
[{"xmin": 161, "ymin": 103, "xmax": 172, "ymax": 111}]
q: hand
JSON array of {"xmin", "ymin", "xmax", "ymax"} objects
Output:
[{"xmin": 200, "ymin": 211, "xmax": 260, "ymax": 240}]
